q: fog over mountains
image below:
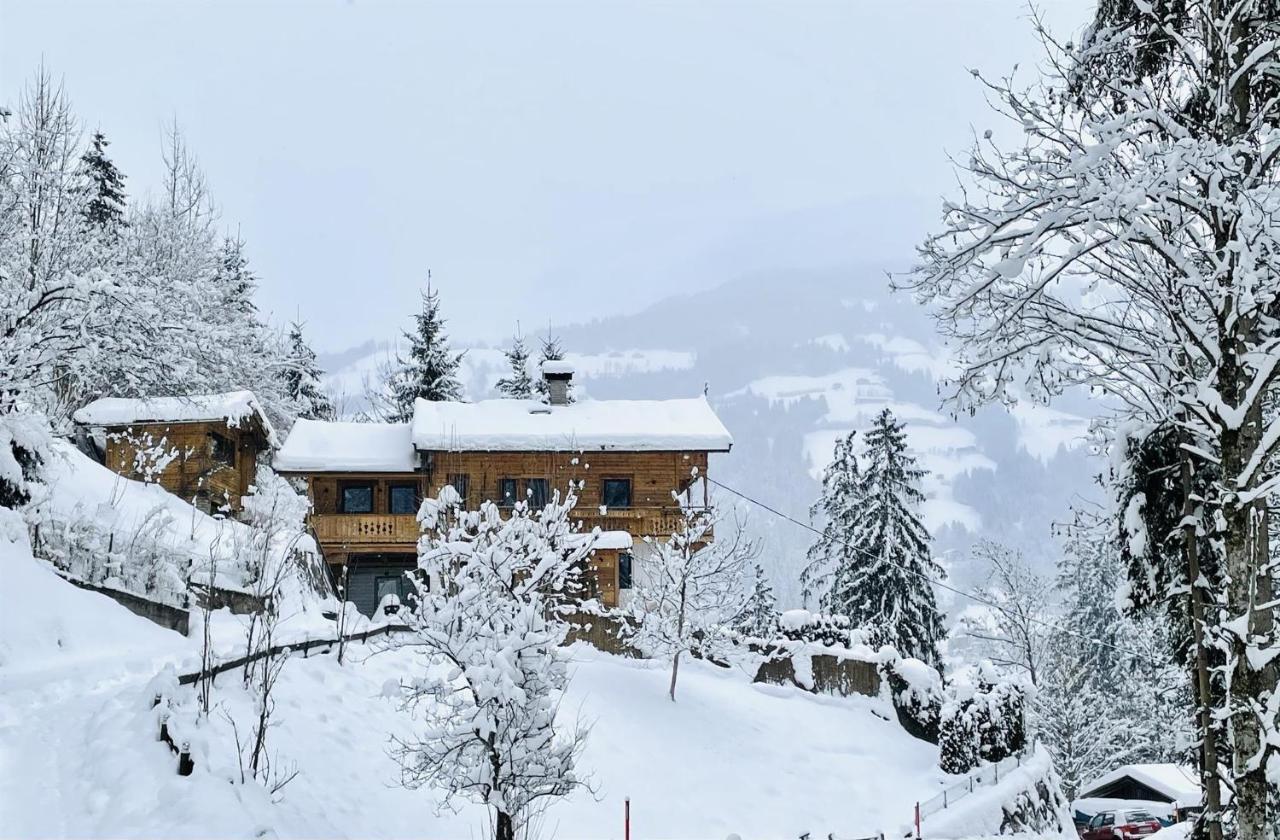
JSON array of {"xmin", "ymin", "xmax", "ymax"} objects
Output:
[{"xmin": 319, "ymin": 266, "xmax": 1102, "ymax": 610}]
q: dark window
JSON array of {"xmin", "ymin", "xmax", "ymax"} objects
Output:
[
  {"xmin": 209, "ymin": 432, "xmax": 236, "ymax": 467},
  {"xmin": 498, "ymin": 478, "xmax": 518, "ymax": 507},
  {"xmin": 525, "ymin": 478, "xmax": 549, "ymax": 508},
  {"xmin": 1101, "ymin": 815, "xmax": 1114, "ymax": 827},
  {"xmin": 341, "ymin": 483, "xmax": 374, "ymax": 513},
  {"xmin": 602, "ymin": 478, "xmax": 632, "ymax": 509},
  {"xmin": 389, "ymin": 484, "xmax": 418, "ymax": 515},
  {"xmin": 618, "ymin": 552, "xmax": 633, "ymax": 590},
  {"xmin": 447, "ymin": 473, "xmax": 470, "ymax": 505}
]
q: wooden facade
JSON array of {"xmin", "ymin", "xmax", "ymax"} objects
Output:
[
  {"xmin": 99, "ymin": 418, "xmax": 269, "ymax": 513},
  {"xmin": 289, "ymin": 449, "xmax": 713, "ymax": 612}
]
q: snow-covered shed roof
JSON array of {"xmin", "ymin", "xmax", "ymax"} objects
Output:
[
  {"xmin": 410, "ymin": 396, "xmax": 733, "ymax": 452},
  {"xmin": 73, "ymin": 390, "xmax": 278, "ymax": 447},
  {"xmin": 274, "ymin": 420, "xmax": 418, "ymax": 473},
  {"xmin": 1079, "ymin": 764, "xmax": 1201, "ymax": 807}
]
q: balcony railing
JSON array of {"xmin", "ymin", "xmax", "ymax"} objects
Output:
[
  {"xmin": 310, "ymin": 506, "xmax": 712, "ymax": 548},
  {"xmin": 311, "ymin": 513, "xmax": 419, "ymax": 546}
]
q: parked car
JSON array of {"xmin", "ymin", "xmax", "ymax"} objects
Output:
[{"xmin": 1080, "ymin": 809, "xmax": 1164, "ymax": 840}]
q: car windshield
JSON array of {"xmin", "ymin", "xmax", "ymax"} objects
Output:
[{"xmin": 1126, "ymin": 811, "xmax": 1156, "ymax": 822}]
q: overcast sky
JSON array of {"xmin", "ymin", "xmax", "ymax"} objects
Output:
[{"xmin": 1, "ymin": 0, "xmax": 1092, "ymax": 351}]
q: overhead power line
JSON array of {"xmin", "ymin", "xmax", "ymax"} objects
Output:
[{"xmin": 704, "ymin": 476, "xmax": 1154, "ymax": 662}]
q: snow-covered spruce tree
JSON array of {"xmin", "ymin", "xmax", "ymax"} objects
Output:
[
  {"xmin": 392, "ymin": 486, "xmax": 592, "ymax": 840},
  {"xmin": 494, "ymin": 329, "xmax": 534, "ymax": 399},
  {"xmin": 733, "ymin": 563, "xmax": 777, "ymax": 639},
  {"xmin": 283, "ymin": 321, "xmax": 335, "ymax": 421},
  {"xmin": 79, "ymin": 129, "xmax": 126, "ymax": 233},
  {"xmin": 800, "ymin": 429, "xmax": 861, "ymax": 610},
  {"xmin": 901, "ymin": 5, "xmax": 1280, "ymax": 833},
  {"xmin": 385, "ymin": 285, "xmax": 464, "ymax": 421},
  {"xmin": 958, "ymin": 540, "xmax": 1051, "ymax": 687},
  {"xmin": 840, "ymin": 410, "xmax": 945, "ymax": 666},
  {"xmin": 625, "ymin": 503, "xmax": 756, "ymax": 701},
  {"xmin": 534, "ymin": 333, "xmax": 573, "ymax": 404}
]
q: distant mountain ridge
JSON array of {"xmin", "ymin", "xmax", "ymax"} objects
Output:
[{"xmin": 318, "ymin": 266, "xmax": 1101, "ymax": 608}]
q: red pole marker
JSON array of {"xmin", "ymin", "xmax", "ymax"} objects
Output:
[
  {"xmin": 625, "ymin": 796, "xmax": 631, "ymax": 840},
  {"xmin": 915, "ymin": 802, "xmax": 921, "ymax": 840}
]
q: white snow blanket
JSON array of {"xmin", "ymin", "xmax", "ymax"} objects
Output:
[
  {"xmin": 274, "ymin": 419, "xmax": 417, "ymax": 472},
  {"xmin": 410, "ymin": 395, "xmax": 733, "ymax": 452}
]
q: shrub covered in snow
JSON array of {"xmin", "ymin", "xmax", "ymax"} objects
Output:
[{"xmin": 938, "ymin": 664, "xmax": 1027, "ymax": 774}]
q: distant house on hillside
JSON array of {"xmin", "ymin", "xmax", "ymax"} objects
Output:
[
  {"xmin": 1077, "ymin": 764, "xmax": 1203, "ymax": 820},
  {"xmin": 73, "ymin": 390, "xmax": 277, "ymax": 514},
  {"xmin": 274, "ymin": 364, "xmax": 732, "ymax": 617}
]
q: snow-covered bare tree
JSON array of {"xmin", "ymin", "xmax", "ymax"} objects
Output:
[
  {"xmin": 0, "ymin": 66, "xmax": 101, "ymax": 419},
  {"xmin": 625, "ymin": 503, "xmax": 756, "ymax": 701},
  {"xmin": 383, "ymin": 283, "xmax": 464, "ymax": 421},
  {"xmin": 958, "ymin": 540, "xmax": 1051, "ymax": 687},
  {"xmin": 283, "ymin": 321, "xmax": 335, "ymax": 420},
  {"xmin": 392, "ymin": 486, "xmax": 592, "ymax": 840},
  {"xmin": 495, "ymin": 328, "xmax": 534, "ymax": 399},
  {"xmin": 900, "ymin": 4, "xmax": 1280, "ymax": 833}
]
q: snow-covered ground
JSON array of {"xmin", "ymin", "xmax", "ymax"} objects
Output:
[{"xmin": 1, "ymin": 535, "xmax": 949, "ymax": 839}]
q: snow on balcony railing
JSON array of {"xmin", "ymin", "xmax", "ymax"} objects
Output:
[{"xmin": 917, "ymin": 745, "xmax": 1036, "ymax": 820}]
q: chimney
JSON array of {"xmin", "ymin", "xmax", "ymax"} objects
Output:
[{"xmin": 540, "ymin": 360, "xmax": 574, "ymax": 406}]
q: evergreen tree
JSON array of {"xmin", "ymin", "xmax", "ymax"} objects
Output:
[
  {"xmin": 842, "ymin": 409, "xmax": 946, "ymax": 665},
  {"xmin": 387, "ymin": 284, "xmax": 464, "ymax": 421},
  {"xmin": 534, "ymin": 333, "xmax": 573, "ymax": 404},
  {"xmin": 79, "ymin": 130, "xmax": 126, "ymax": 232},
  {"xmin": 494, "ymin": 329, "xmax": 534, "ymax": 399},
  {"xmin": 800, "ymin": 429, "xmax": 861, "ymax": 609},
  {"xmin": 215, "ymin": 235, "xmax": 258, "ymax": 317},
  {"xmin": 284, "ymin": 321, "xmax": 335, "ymax": 420},
  {"xmin": 733, "ymin": 563, "xmax": 777, "ymax": 638}
]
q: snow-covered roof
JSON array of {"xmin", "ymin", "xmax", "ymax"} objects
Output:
[
  {"xmin": 72, "ymin": 390, "xmax": 278, "ymax": 447},
  {"xmin": 1079, "ymin": 764, "xmax": 1201, "ymax": 806},
  {"xmin": 410, "ymin": 396, "xmax": 733, "ymax": 452},
  {"xmin": 541, "ymin": 359, "xmax": 575, "ymax": 376},
  {"xmin": 274, "ymin": 420, "xmax": 418, "ymax": 473}
]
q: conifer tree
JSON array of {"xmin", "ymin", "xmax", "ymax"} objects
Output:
[
  {"xmin": 494, "ymin": 329, "xmax": 533, "ymax": 399},
  {"xmin": 284, "ymin": 321, "xmax": 335, "ymax": 420},
  {"xmin": 800, "ymin": 430, "xmax": 861, "ymax": 612},
  {"xmin": 534, "ymin": 333, "xmax": 573, "ymax": 404},
  {"xmin": 387, "ymin": 284, "xmax": 464, "ymax": 421},
  {"xmin": 734, "ymin": 563, "xmax": 777, "ymax": 638},
  {"xmin": 79, "ymin": 130, "xmax": 126, "ymax": 232},
  {"xmin": 844, "ymin": 409, "xmax": 945, "ymax": 665}
]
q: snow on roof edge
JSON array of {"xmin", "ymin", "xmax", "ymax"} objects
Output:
[{"xmin": 72, "ymin": 390, "xmax": 279, "ymax": 448}]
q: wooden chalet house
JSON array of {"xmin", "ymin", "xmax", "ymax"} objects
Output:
[
  {"xmin": 274, "ymin": 366, "xmax": 733, "ymax": 617},
  {"xmin": 72, "ymin": 390, "xmax": 278, "ymax": 514}
]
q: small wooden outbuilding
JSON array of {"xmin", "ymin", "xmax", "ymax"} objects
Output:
[{"xmin": 73, "ymin": 390, "xmax": 277, "ymax": 513}]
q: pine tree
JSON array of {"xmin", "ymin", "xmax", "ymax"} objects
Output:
[
  {"xmin": 534, "ymin": 333, "xmax": 573, "ymax": 404},
  {"xmin": 839, "ymin": 409, "xmax": 945, "ymax": 665},
  {"xmin": 79, "ymin": 130, "xmax": 126, "ymax": 232},
  {"xmin": 800, "ymin": 430, "xmax": 861, "ymax": 610},
  {"xmin": 215, "ymin": 235, "xmax": 258, "ymax": 317},
  {"xmin": 494, "ymin": 329, "xmax": 533, "ymax": 399},
  {"xmin": 284, "ymin": 321, "xmax": 335, "ymax": 420},
  {"xmin": 387, "ymin": 284, "xmax": 464, "ymax": 421},
  {"xmin": 734, "ymin": 563, "xmax": 777, "ymax": 638}
]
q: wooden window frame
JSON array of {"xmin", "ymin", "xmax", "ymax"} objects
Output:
[
  {"xmin": 339, "ymin": 481, "xmax": 375, "ymax": 514},
  {"xmin": 497, "ymin": 477, "xmax": 518, "ymax": 508},
  {"xmin": 524, "ymin": 477, "xmax": 549, "ymax": 509},
  {"xmin": 387, "ymin": 482, "xmax": 419, "ymax": 515},
  {"xmin": 601, "ymin": 476, "xmax": 633, "ymax": 509},
  {"xmin": 209, "ymin": 431, "xmax": 236, "ymax": 468}
]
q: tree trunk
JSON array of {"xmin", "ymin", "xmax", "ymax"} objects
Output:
[
  {"xmin": 1219, "ymin": 392, "xmax": 1276, "ymax": 840},
  {"xmin": 1182, "ymin": 454, "xmax": 1224, "ymax": 840},
  {"xmin": 669, "ymin": 649, "xmax": 681, "ymax": 702},
  {"xmin": 494, "ymin": 810, "xmax": 514, "ymax": 840}
]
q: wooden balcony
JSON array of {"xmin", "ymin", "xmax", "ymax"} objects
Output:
[
  {"xmin": 310, "ymin": 507, "xmax": 712, "ymax": 556},
  {"xmin": 311, "ymin": 513, "xmax": 418, "ymax": 550}
]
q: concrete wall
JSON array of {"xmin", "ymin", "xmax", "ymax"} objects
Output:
[{"xmin": 57, "ymin": 573, "xmax": 189, "ymax": 635}]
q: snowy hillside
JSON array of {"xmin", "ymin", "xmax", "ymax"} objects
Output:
[
  {"xmin": 1, "ymin": 545, "xmax": 952, "ymax": 839},
  {"xmin": 320, "ymin": 268, "xmax": 1101, "ymax": 604}
]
